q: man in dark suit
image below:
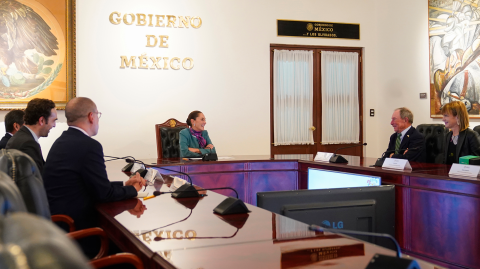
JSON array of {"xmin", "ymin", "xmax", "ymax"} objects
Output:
[
  {"xmin": 43, "ymin": 97, "xmax": 145, "ymax": 255},
  {"xmin": 6, "ymin": 99, "xmax": 57, "ymax": 173},
  {"xmin": 0, "ymin": 110, "xmax": 25, "ymax": 149},
  {"xmin": 386, "ymin": 107, "xmax": 426, "ymax": 163}
]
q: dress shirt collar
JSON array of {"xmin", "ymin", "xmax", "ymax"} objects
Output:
[
  {"xmin": 24, "ymin": 126, "xmax": 39, "ymax": 143},
  {"xmin": 399, "ymin": 125, "xmax": 412, "ymax": 142},
  {"xmin": 69, "ymin": 126, "xmax": 90, "ymax": 137},
  {"xmin": 6, "ymin": 132, "xmax": 12, "ymax": 137}
]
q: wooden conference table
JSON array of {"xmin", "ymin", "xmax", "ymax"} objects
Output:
[{"xmin": 97, "ymin": 155, "xmax": 477, "ymax": 268}]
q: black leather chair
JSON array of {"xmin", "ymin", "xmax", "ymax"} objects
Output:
[
  {"xmin": 416, "ymin": 124, "xmax": 446, "ymax": 164},
  {"xmin": 155, "ymin": 118, "xmax": 188, "ymax": 161}
]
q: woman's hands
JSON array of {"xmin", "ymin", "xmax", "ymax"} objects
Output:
[
  {"xmin": 188, "ymin": 145, "xmax": 214, "ymax": 153},
  {"xmin": 188, "ymin": 147, "xmax": 201, "ymax": 153},
  {"xmin": 205, "ymin": 144, "xmax": 214, "ymax": 149}
]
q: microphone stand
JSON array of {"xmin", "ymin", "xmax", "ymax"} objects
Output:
[{"xmin": 144, "ymin": 188, "xmax": 250, "ymax": 215}]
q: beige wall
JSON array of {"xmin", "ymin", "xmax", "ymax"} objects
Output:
[{"xmin": 0, "ymin": 0, "xmax": 472, "ymax": 160}]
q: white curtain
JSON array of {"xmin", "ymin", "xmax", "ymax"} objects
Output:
[
  {"xmin": 321, "ymin": 51, "xmax": 359, "ymax": 144},
  {"xmin": 273, "ymin": 50, "xmax": 314, "ymax": 146}
]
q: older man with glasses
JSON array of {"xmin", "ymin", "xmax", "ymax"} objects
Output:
[{"xmin": 43, "ymin": 97, "xmax": 146, "ymax": 257}]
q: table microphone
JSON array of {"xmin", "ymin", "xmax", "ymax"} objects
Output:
[
  {"xmin": 309, "ymin": 225, "xmax": 420, "ymax": 269},
  {"xmin": 126, "ymin": 159, "xmax": 199, "ymax": 198},
  {"xmin": 144, "ymin": 187, "xmax": 250, "ymax": 215},
  {"xmin": 329, "ymin": 143, "xmax": 367, "ymax": 163}
]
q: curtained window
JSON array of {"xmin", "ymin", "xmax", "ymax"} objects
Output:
[
  {"xmin": 321, "ymin": 51, "xmax": 359, "ymax": 144},
  {"xmin": 273, "ymin": 50, "xmax": 314, "ymax": 146}
]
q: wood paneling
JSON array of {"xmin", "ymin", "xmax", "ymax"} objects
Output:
[
  {"xmin": 410, "ymin": 189, "xmax": 480, "ymax": 268},
  {"xmin": 248, "ymin": 171, "xmax": 298, "ymax": 205}
]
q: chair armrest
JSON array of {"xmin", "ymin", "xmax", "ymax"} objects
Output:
[
  {"xmin": 68, "ymin": 227, "xmax": 109, "ymax": 260},
  {"xmin": 90, "ymin": 253, "xmax": 144, "ymax": 269},
  {"xmin": 51, "ymin": 214, "xmax": 76, "ymax": 232}
]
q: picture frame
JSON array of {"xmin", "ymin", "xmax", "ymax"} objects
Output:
[
  {"xmin": 0, "ymin": 0, "xmax": 76, "ymax": 110},
  {"xmin": 429, "ymin": 0, "xmax": 480, "ymax": 118}
]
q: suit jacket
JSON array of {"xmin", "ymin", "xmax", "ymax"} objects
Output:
[
  {"xmin": 179, "ymin": 128, "xmax": 216, "ymax": 158},
  {"xmin": 43, "ymin": 127, "xmax": 137, "ymax": 230},
  {"xmin": 443, "ymin": 128, "xmax": 480, "ymax": 164},
  {"xmin": 0, "ymin": 133, "xmax": 12, "ymax": 149},
  {"xmin": 387, "ymin": 126, "xmax": 426, "ymax": 163},
  {"xmin": 6, "ymin": 126, "xmax": 44, "ymax": 173}
]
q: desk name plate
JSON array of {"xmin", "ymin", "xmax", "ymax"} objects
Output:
[
  {"xmin": 449, "ymin": 163, "xmax": 480, "ymax": 178},
  {"xmin": 277, "ymin": 20, "xmax": 360, "ymax": 40},
  {"xmin": 382, "ymin": 158, "xmax": 412, "ymax": 170},
  {"xmin": 314, "ymin": 152, "xmax": 333, "ymax": 162}
]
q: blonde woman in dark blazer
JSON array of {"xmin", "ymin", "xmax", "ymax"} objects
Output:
[{"xmin": 442, "ymin": 101, "xmax": 480, "ymax": 164}]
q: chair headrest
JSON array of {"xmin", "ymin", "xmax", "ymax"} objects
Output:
[
  {"xmin": 0, "ymin": 150, "xmax": 50, "ymax": 219},
  {"xmin": 0, "ymin": 212, "xmax": 91, "ymax": 269}
]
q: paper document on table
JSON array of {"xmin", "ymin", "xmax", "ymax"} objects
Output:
[
  {"xmin": 189, "ymin": 158, "xmax": 203, "ymax": 160},
  {"xmin": 136, "ymin": 192, "xmax": 149, "ymax": 198},
  {"xmin": 218, "ymin": 156, "xmax": 234, "ymax": 160}
]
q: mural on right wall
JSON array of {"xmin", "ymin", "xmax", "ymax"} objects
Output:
[{"xmin": 429, "ymin": 0, "xmax": 480, "ymax": 117}]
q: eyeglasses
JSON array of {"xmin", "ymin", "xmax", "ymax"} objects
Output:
[{"xmin": 93, "ymin": 112, "xmax": 102, "ymax": 119}]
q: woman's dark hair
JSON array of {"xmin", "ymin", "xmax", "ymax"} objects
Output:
[
  {"xmin": 186, "ymin": 110, "xmax": 202, "ymax": 127},
  {"xmin": 24, "ymin": 98, "xmax": 56, "ymax": 125}
]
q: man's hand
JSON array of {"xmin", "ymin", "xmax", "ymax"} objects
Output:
[
  {"xmin": 205, "ymin": 144, "xmax": 214, "ymax": 149},
  {"xmin": 389, "ymin": 153, "xmax": 394, "ymax": 158},
  {"xmin": 188, "ymin": 147, "xmax": 201, "ymax": 153},
  {"xmin": 403, "ymin": 148, "xmax": 409, "ymax": 155},
  {"xmin": 128, "ymin": 199, "xmax": 147, "ymax": 218},
  {"xmin": 125, "ymin": 172, "xmax": 147, "ymax": 192}
]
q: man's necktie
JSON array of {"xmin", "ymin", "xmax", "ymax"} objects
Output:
[{"xmin": 395, "ymin": 133, "xmax": 402, "ymax": 154}]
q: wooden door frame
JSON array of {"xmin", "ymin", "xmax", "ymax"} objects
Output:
[{"xmin": 270, "ymin": 44, "xmax": 364, "ymax": 157}]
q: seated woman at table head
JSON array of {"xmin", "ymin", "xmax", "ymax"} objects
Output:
[
  {"xmin": 179, "ymin": 110, "xmax": 216, "ymax": 158},
  {"xmin": 442, "ymin": 101, "xmax": 480, "ymax": 164}
]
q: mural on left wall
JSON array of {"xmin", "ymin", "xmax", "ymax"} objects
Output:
[
  {"xmin": 0, "ymin": 0, "xmax": 64, "ymax": 100},
  {"xmin": 429, "ymin": 0, "xmax": 480, "ymax": 117}
]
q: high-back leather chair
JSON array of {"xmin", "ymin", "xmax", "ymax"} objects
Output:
[
  {"xmin": 0, "ymin": 149, "xmax": 50, "ymax": 219},
  {"xmin": 416, "ymin": 124, "xmax": 446, "ymax": 164},
  {"xmin": 155, "ymin": 118, "xmax": 188, "ymax": 161}
]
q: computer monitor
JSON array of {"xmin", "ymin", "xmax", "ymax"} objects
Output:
[
  {"xmin": 257, "ymin": 185, "xmax": 395, "ymax": 250},
  {"xmin": 308, "ymin": 168, "xmax": 381, "ymax": 190}
]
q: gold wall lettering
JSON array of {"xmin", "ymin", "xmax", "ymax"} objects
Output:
[
  {"xmin": 111, "ymin": 11, "xmax": 200, "ymax": 71},
  {"xmin": 109, "ymin": 12, "xmax": 202, "ymax": 28},
  {"xmin": 119, "ymin": 55, "xmax": 194, "ymax": 70}
]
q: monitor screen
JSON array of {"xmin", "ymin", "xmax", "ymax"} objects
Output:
[
  {"xmin": 257, "ymin": 185, "xmax": 395, "ymax": 250},
  {"xmin": 308, "ymin": 168, "xmax": 381, "ymax": 190}
]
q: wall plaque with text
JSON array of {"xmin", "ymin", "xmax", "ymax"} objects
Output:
[{"xmin": 277, "ymin": 20, "xmax": 360, "ymax": 40}]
